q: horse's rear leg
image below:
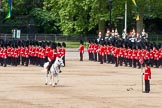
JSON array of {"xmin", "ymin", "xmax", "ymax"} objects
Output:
[{"xmin": 52, "ymin": 74, "xmax": 55, "ymax": 87}]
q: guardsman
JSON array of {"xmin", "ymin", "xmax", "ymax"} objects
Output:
[
  {"xmin": 40, "ymin": 43, "xmax": 46, "ymax": 67},
  {"xmin": 107, "ymin": 43, "xmax": 111, "ymax": 63},
  {"xmin": 159, "ymin": 48, "xmax": 162, "ymax": 67},
  {"xmin": 124, "ymin": 45, "xmax": 128, "ymax": 67},
  {"xmin": 87, "ymin": 40, "xmax": 91, "ymax": 60},
  {"xmin": 17, "ymin": 43, "xmax": 21, "ymax": 65},
  {"xmin": 35, "ymin": 42, "xmax": 39, "ymax": 65},
  {"xmin": 114, "ymin": 46, "xmax": 119, "ymax": 67},
  {"xmin": 141, "ymin": 48, "xmax": 146, "ymax": 67},
  {"xmin": 127, "ymin": 46, "xmax": 132, "ymax": 67},
  {"xmin": 149, "ymin": 49, "xmax": 154, "ymax": 67},
  {"xmin": 103, "ymin": 42, "xmax": 107, "ymax": 63},
  {"xmin": 10, "ymin": 44, "xmax": 14, "ymax": 66},
  {"xmin": 143, "ymin": 62, "xmax": 151, "ymax": 93},
  {"xmin": 137, "ymin": 47, "xmax": 142, "ymax": 68},
  {"xmin": 79, "ymin": 40, "xmax": 84, "ymax": 61},
  {"xmin": 13, "ymin": 45, "xmax": 19, "ymax": 66},
  {"xmin": 154, "ymin": 50, "xmax": 160, "ymax": 68},
  {"xmin": 2, "ymin": 44, "xmax": 7, "ymax": 67},
  {"xmin": 99, "ymin": 40, "xmax": 104, "ymax": 64},
  {"xmin": 119, "ymin": 44, "xmax": 125, "ymax": 66},
  {"xmin": 7, "ymin": 45, "xmax": 11, "ymax": 65},
  {"xmin": 24, "ymin": 44, "xmax": 29, "ymax": 66},
  {"xmin": 29, "ymin": 41, "xmax": 34, "ymax": 65},
  {"xmin": 61, "ymin": 42, "xmax": 66, "ymax": 66},
  {"xmin": 93, "ymin": 40, "xmax": 98, "ymax": 61},
  {"xmin": 132, "ymin": 46, "xmax": 137, "ymax": 68},
  {"xmin": 91, "ymin": 40, "xmax": 95, "ymax": 61},
  {"xmin": 0, "ymin": 44, "xmax": 3, "ymax": 66}
]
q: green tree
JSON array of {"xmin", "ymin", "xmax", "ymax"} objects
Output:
[{"xmin": 1, "ymin": 0, "xmax": 162, "ymax": 35}]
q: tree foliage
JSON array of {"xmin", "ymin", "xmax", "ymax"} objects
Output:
[{"xmin": 1, "ymin": 0, "xmax": 162, "ymax": 34}]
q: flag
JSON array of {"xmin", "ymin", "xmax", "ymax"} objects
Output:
[
  {"xmin": 136, "ymin": 14, "xmax": 139, "ymax": 21},
  {"xmin": 132, "ymin": 0, "xmax": 137, "ymax": 7},
  {"xmin": 132, "ymin": 0, "xmax": 139, "ymax": 21},
  {"xmin": 5, "ymin": 0, "xmax": 12, "ymax": 19}
]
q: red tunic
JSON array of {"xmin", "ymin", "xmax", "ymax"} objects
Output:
[
  {"xmin": 79, "ymin": 44, "xmax": 84, "ymax": 53},
  {"xmin": 24, "ymin": 47, "xmax": 29, "ymax": 58},
  {"xmin": 2, "ymin": 49, "xmax": 7, "ymax": 58},
  {"xmin": 93, "ymin": 44, "xmax": 98, "ymax": 53},
  {"xmin": 20, "ymin": 47, "xmax": 25, "ymax": 57},
  {"xmin": 144, "ymin": 66, "xmax": 151, "ymax": 80},
  {"xmin": 0, "ymin": 48, "xmax": 3, "ymax": 58},
  {"xmin": 13, "ymin": 48, "xmax": 18, "ymax": 58},
  {"xmin": 61, "ymin": 48, "xmax": 66, "ymax": 56},
  {"xmin": 114, "ymin": 47, "xmax": 119, "ymax": 57},
  {"xmin": 7, "ymin": 47, "xmax": 11, "ymax": 57},
  {"xmin": 87, "ymin": 44, "xmax": 92, "ymax": 53},
  {"xmin": 48, "ymin": 50, "xmax": 57, "ymax": 61},
  {"xmin": 154, "ymin": 51, "xmax": 159, "ymax": 60}
]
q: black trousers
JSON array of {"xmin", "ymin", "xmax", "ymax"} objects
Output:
[
  {"xmin": 100, "ymin": 55, "xmax": 104, "ymax": 64},
  {"xmin": 94, "ymin": 53, "xmax": 97, "ymax": 61},
  {"xmin": 145, "ymin": 80, "xmax": 150, "ymax": 93},
  {"xmin": 3, "ymin": 58, "xmax": 7, "ymax": 67},
  {"xmin": 25, "ymin": 57, "xmax": 29, "ymax": 66},
  {"xmin": 48, "ymin": 60, "xmax": 55, "ymax": 71},
  {"xmin": 80, "ymin": 52, "xmax": 83, "ymax": 61},
  {"xmin": 114, "ymin": 57, "xmax": 118, "ymax": 67}
]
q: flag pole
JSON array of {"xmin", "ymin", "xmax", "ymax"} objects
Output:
[
  {"xmin": 141, "ymin": 65, "xmax": 143, "ymax": 93},
  {"xmin": 124, "ymin": 1, "xmax": 127, "ymax": 33}
]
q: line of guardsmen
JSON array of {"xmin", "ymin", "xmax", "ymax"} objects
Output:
[
  {"xmin": 0, "ymin": 39, "xmax": 66, "ymax": 67},
  {"xmin": 87, "ymin": 39, "xmax": 162, "ymax": 69}
]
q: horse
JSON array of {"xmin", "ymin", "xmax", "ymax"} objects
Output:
[{"xmin": 44, "ymin": 57, "xmax": 64, "ymax": 87}]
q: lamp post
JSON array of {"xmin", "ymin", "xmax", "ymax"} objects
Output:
[{"xmin": 108, "ymin": 0, "xmax": 113, "ymax": 32}]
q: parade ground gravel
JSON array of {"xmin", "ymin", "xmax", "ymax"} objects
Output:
[{"xmin": 0, "ymin": 49, "xmax": 162, "ymax": 108}]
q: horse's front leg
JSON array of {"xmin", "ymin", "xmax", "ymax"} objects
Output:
[
  {"xmin": 55, "ymin": 74, "xmax": 59, "ymax": 86},
  {"xmin": 45, "ymin": 70, "xmax": 48, "ymax": 85}
]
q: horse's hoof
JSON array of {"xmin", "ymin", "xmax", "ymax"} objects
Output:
[{"xmin": 45, "ymin": 83, "xmax": 48, "ymax": 85}]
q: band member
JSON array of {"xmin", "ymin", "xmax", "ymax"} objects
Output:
[
  {"xmin": 79, "ymin": 40, "xmax": 84, "ymax": 61},
  {"xmin": 143, "ymin": 62, "xmax": 151, "ymax": 93}
]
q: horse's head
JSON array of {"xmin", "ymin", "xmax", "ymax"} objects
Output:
[{"xmin": 55, "ymin": 56, "xmax": 64, "ymax": 67}]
